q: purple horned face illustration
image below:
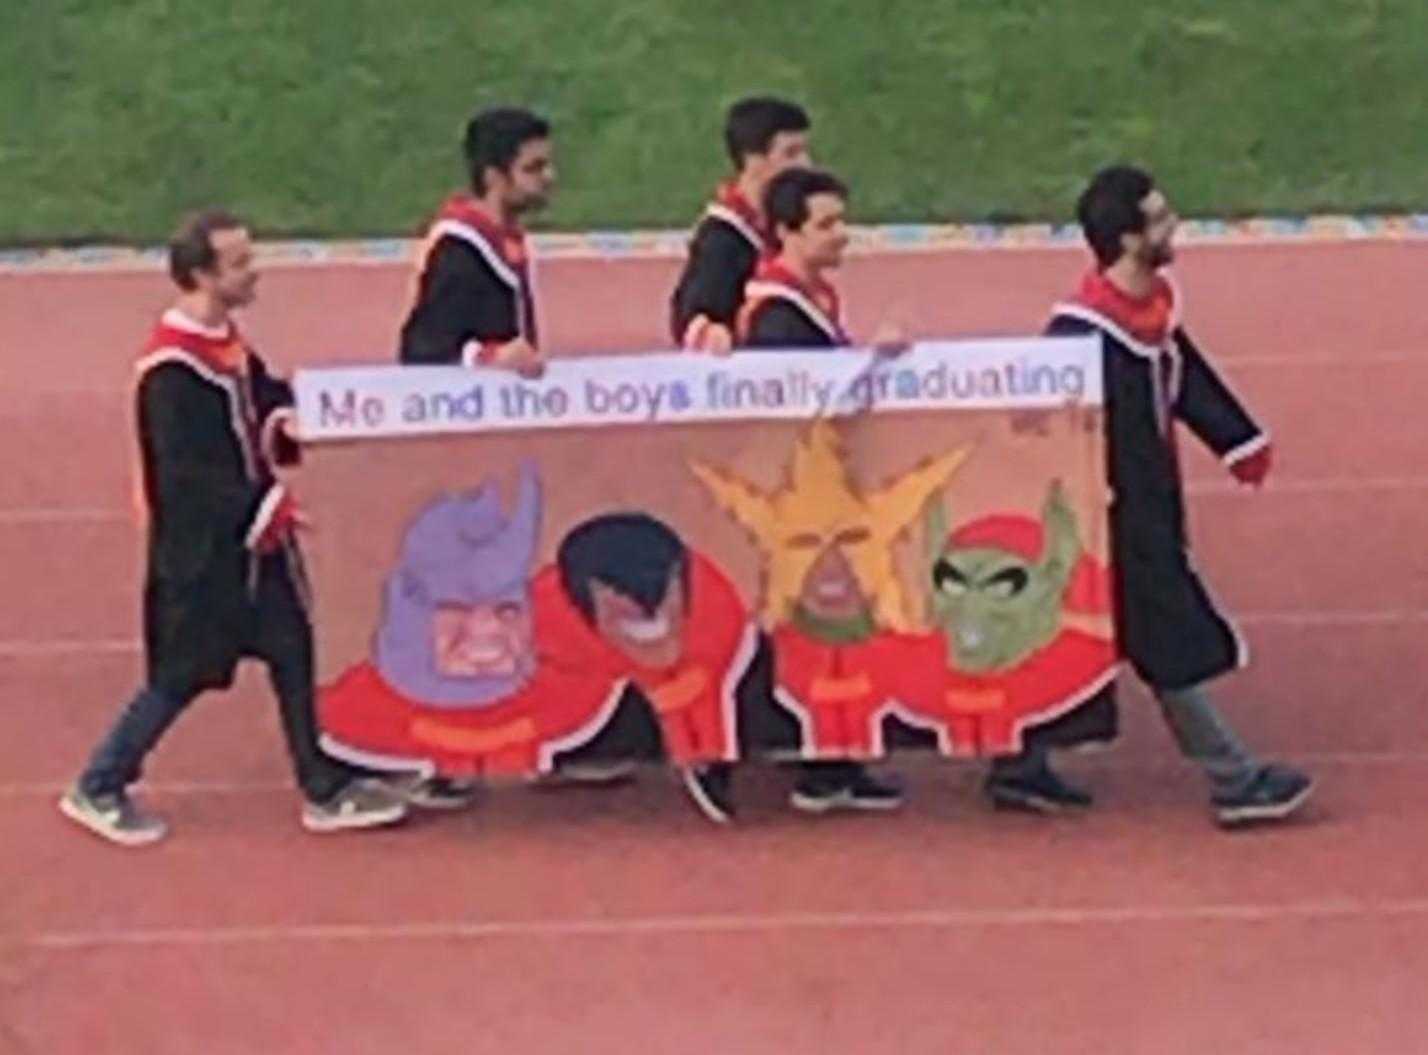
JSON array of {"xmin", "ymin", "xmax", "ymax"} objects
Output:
[{"xmin": 374, "ymin": 462, "xmax": 543, "ymax": 708}]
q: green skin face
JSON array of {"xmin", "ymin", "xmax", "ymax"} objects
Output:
[
  {"xmin": 924, "ymin": 481, "xmax": 1081, "ymax": 674},
  {"xmin": 792, "ymin": 601, "xmax": 876, "ymax": 645}
]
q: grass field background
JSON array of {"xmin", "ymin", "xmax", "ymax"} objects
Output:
[{"xmin": 1, "ymin": 0, "xmax": 1423, "ymax": 244}]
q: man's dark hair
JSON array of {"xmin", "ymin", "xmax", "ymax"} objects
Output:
[
  {"xmin": 724, "ymin": 96, "xmax": 810, "ymax": 169},
  {"xmin": 168, "ymin": 208, "xmax": 245, "ymax": 291},
  {"xmin": 764, "ymin": 167, "xmax": 848, "ymax": 235},
  {"xmin": 1076, "ymin": 165, "xmax": 1156, "ymax": 268},
  {"xmin": 463, "ymin": 107, "xmax": 551, "ymax": 194},
  {"xmin": 557, "ymin": 513, "xmax": 690, "ymax": 623}
]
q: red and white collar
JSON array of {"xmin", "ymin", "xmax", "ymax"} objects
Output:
[
  {"xmin": 137, "ymin": 308, "xmax": 247, "ymax": 375},
  {"xmin": 425, "ymin": 193, "xmax": 530, "ymax": 290},
  {"xmin": 1051, "ymin": 268, "xmax": 1182, "ymax": 357},
  {"xmin": 743, "ymin": 258, "xmax": 847, "ymax": 344},
  {"xmin": 704, "ymin": 182, "xmax": 769, "ymax": 254}
]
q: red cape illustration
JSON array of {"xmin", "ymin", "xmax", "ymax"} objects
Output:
[{"xmin": 319, "ymin": 553, "xmax": 755, "ymax": 774}]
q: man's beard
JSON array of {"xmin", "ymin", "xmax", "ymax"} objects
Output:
[
  {"xmin": 221, "ymin": 284, "xmax": 257, "ymax": 309},
  {"xmin": 1146, "ymin": 241, "xmax": 1175, "ymax": 268}
]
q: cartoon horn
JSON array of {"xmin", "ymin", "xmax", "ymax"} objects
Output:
[{"xmin": 505, "ymin": 459, "xmax": 543, "ymax": 572}]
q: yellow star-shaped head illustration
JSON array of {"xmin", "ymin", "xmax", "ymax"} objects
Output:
[{"xmin": 691, "ymin": 420, "xmax": 971, "ymax": 631}]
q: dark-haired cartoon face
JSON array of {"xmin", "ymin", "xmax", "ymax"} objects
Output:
[
  {"xmin": 557, "ymin": 512, "xmax": 696, "ymax": 671},
  {"xmin": 590, "ymin": 572, "xmax": 686, "ymax": 670}
]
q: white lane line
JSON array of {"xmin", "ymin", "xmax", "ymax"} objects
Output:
[{"xmin": 24, "ymin": 897, "xmax": 1428, "ymax": 952}]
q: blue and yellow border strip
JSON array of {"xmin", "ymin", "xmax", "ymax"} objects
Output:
[{"xmin": 2, "ymin": 214, "xmax": 1425, "ymax": 274}]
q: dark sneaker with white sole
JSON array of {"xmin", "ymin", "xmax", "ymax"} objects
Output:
[
  {"xmin": 682, "ymin": 763, "xmax": 735, "ymax": 824},
  {"xmin": 59, "ymin": 786, "xmax": 168, "ymax": 847},
  {"xmin": 985, "ymin": 767, "xmax": 1093, "ymax": 814},
  {"xmin": 302, "ymin": 780, "xmax": 408, "ymax": 833},
  {"xmin": 388, "ymin": 775, "xmax": 479, "ymax": 811},
  {"xmin": 532, "ymin": 761, "xmax": 639, "ymax": 790},
  {"xmin": 791, "ymin": 767, "xmax": 903, "ymax": 814},
  {"xmin": 1213, "ymin": 764, "xmax": 1314, "ymax": 828}
]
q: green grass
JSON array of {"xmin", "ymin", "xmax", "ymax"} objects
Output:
[{"xmin": 1, "ymin": 0, "xmax": 1424, "ymax": 244}]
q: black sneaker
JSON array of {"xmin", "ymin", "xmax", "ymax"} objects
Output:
[
  {"xmin": 302, "ymin": 780, "xmax": 408, "ymax": 833},
  {"xmin": 791, "ymin": 767, "xmax": 903, "ymax": 814},
  {"xmin": 1213, "ymin": 764, "xmax": 1314, "ymax": 828},
  {"xmin": 985, "ymin": 767, "xmax": 1093, "ymax": 814},
  {"xmin": 682, "ymin": 762, "xmax": 735, "ymax": 824},
  {"xmin": 59, "ymin": 785, "xmax": 168, "ymax": 847},
  {"xmin": 388, "ymin": 775, "xmax": 478, "ymax": 811},
  {"xmin": 532, "ymin": 761, "xmax": 639, "ymax": 790}
]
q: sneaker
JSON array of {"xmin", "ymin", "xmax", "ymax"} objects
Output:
[
  {"xmin": 1213, "ymin": 764, "xmax": 1314, "ymax": 828},
  {"xmin": 682, "ymin": 763, "xmax": 735, "ymax": 824},
  {"xmin": 790, "ymin": 767, "xmax": 904, "ymax": 814},
  {"xmin": 533, "ymin": 761, "xmax": 638, "ymax": 790},
  {"xmin": 58, "ymin": 785, "xmax": 168, "ymax": 847},
  {"xmin": 985, "ymin": 767, "xmax": 1093, "ymax": 814},
  {"xmin": 302, "ymin": 780, "xmax": 408, "ymax": 833},
  {"xmin": 387, "ymin": 775, "xmax": 478, "ymax": 811}
]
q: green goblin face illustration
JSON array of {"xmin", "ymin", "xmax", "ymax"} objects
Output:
[{"xmin": 926, "ymin": 481, "xmax": 1081, "ymax": 673}]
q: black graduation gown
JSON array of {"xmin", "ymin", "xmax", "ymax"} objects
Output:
[
  {"xmin": 669, "ymin": 204, "xmax": 765, "ymax": 346},
  {"xmin": 135, "ymin": 345, "xmax": 306, "ymax": 695},
  {"xmin": 742, "ymin": 299, "xmax": 841, "ymax": 349},
  {"xmin": 738, "ymin": 266, "xmax": 849, "ymax": 351},
  {"xmin": 1045, "ymin": 305, "xmax": 1264, "ymax": 690},
  {"xmin": 399, "ymin": 232, "xmax": 537, "ymax": 365}
]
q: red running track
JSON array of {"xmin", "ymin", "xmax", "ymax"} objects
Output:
[{"xmin": 1, "ymin": 239, "xmax": 1426, "ymax": 1053}]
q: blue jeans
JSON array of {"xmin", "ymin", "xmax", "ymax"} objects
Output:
[
  {"xmin": 994, "ymin": 680, "xmax": 1261, "ymax": 795},
  {"xmin": 78, "ymin": 562, "xmax": 353, "ymax": 804}
]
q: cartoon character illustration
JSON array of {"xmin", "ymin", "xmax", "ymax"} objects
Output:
[
  {"xmin": 546, "ymin": 513, "xmax": 758, "ymax": 764},
  {"xmin": 691, "ymin": 419, "xmax": 970, "ymax": 756},
  {"xmin": 916, "ymin": 481, "xmax": 1118, "ymax": 754},
  {"xmin": 318, "ymin": 463, "xmax": 619, "ymax": 778},
  {"xmin": 374, "ymin": 462, "xmax": 543, "ymax": 707},
  {"xmin": 558, "ymin": 513, "xmax": 694, "ymax": 673}
]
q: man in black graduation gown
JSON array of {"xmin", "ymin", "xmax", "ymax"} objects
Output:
[
  {"xmin": 398, "ymin": 107, "xmax": 636, "ymax": 799},
  {"xmin": 991, "ymin": 165, "xmax": 1313, "ymax": 827},
  {"xmin": 669, "ymin": 97, "xmax": 811, "ymax": 354},
  {"xmin": 399, "ymin": 107, "xmax": 551, "ymax": 376},
  {"xmin": 734, "ymin": 166, "xmax": 909, "ymax": 814},
  {"xmin": 60, "ymin": 211, "xmax": 408, "ymax": 846}
]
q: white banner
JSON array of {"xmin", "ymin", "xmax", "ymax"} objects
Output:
[{"xmin": 293, "ymin": 337, "xmax": 1101, "ymax": 442}]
